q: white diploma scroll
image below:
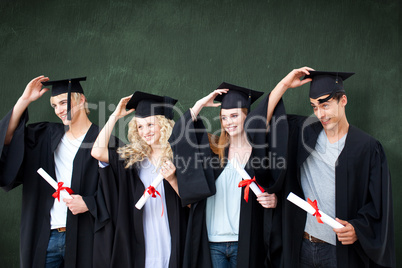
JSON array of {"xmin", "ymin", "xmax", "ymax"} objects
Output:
[
  {"xmin": 287, "ymin": 192, "xmax": 344, "ymax": 229},
  {"xmin": 231, "ymin": 158, "xmax": 263, "ymax": 196},
  {"xmin": 37, "ymin": 168, "xmax": 73, "ymax": 200},
  {"xmin": 135, "ymin": 174, "xmax": 164, "ymax": 210}
]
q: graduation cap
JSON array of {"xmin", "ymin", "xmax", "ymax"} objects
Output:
[
  {"xmin": 42, "ymin": 77, "xmax": 87, "ymax": 120},
  {"xmin": 126, "ymin": 91, "xmax": 178, "ymax": 120},
  {"xmin": 214, "ymin": 82, "xmax": 264, "ymax": 110},
  {"xmin": 303, "ymin": 71, "xmax": 355, "ymax": 103}
]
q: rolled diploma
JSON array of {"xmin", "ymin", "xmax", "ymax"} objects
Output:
[
  {"xmin": 135, "ymin": 174, "xmax": 164, "ymax": 210},
  {"xmin": 287, "ymin": 192, "xmax": 344, "ymax": 229},
  {"xmin": 37, "ymin": 168, "xmax": 73, "ymax": 200},
  {"xmin": 231, "ymin": 158, "xmax": 263, "ymax": 196}
]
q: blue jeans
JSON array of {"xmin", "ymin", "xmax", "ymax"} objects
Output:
[
  {"xmin": 45, "ymin": 230, "xmax": 66, "ymax": 268},
  {"xmin": 209, "ymin": 242, "xmax": 238, "ymax": 268},
  {"xmin": 299, "ymin": 239, "xmax": 337, "ymax": 268}
]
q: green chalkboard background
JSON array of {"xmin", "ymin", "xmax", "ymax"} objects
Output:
[{"xmin": 0, "ymin": 0, "xmax": 400, "ymax": 266}]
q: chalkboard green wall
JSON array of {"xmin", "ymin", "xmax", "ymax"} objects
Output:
[{"xmin": 0, "ymin": 0, "xmax": 400, "ymax": 266}]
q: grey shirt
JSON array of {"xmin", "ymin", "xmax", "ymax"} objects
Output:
[{"xmin": 301, "ymin": 129, "xmax": 347, "ymax": 245}]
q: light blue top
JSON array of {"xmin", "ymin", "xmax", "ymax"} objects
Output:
[{"xmin": 206, "ymin": 160, "xmax": 243, "ymax": 242}]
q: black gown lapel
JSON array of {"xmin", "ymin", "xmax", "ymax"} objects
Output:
[
  {"xmin": 70, "ymin": 124, "xmax": 97, "ymax": 192},
  {"xmin": 237, "ymin": 161, "xmax": 255, "ymax": 267},
  {"xmin": 335, "ymin": 126, "xmax": 351, "ymax": 267},
  {"xmin": 297, "ymin": 117, "xmax": 322, "ymax": 184}
]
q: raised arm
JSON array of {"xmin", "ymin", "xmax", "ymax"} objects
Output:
[
  {"xmin": 266, "ymin": 67, "xmax": 314, "ymax": 125},
  {"xmin": 5, "ymin": 76, "xmax": 50, "ymax": 145},
  {"xmin": 91, "ymin": 95, "xmax": 134, "ymax": 163},
  {"xmin": 190, "ymin": 88, "xmax": 229, "ymax": 119}
]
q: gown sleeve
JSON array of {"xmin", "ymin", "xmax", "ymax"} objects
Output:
[
  {"xmin": 92, "ymin": 136, "xmax": 128, "ymax": 268},
  {"xmin": 246, "ymin": 94, "xmax": 288, "ymax": 193},
  {"xmin": 0, "ymin": 109, "xmax": 51, "ymax": 191},
  {"xmin": 169, "ymin": 110, "xmax": 216, "ymax": 206},
  {"xmin": 348, "ymin": 140, "xmax": 395, "ymax": 267},
  {"xmin": 0, "ymin": 109, "xmax": 26, "ymax": 190}
]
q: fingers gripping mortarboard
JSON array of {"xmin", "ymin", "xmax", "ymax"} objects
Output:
[
  {"xmin": 214, "ymin": 82, "xmax": 264, "ymax": 110},
  {"xmin": 42, "ymin": 77, "xmax": 87, "ymax": 120},
  {"xmin": 126, "ymin": 91, "xmax": 178, "ymax": 120},
  {"xmin": 303, "ymin": 71, "xmax": 354, "ymax": 103}
]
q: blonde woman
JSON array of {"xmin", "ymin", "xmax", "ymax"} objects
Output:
[
  {"xmin": 169, "ymin": 83, "xmax": 281, "ymax": 268},
  {"xmin": 91, "ymin": 91, "xmax": 187, "ymax": 268}
]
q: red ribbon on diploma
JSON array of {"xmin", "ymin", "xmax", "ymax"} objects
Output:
[
  {"xmin": 144, "ymin": 186, "xmax": 164, "ymax": 217},
  {"xmin": 238, "ymin": 176, "xmax": 265, "ymax": 202},
  {"xmin": 52, "ymin": 182, "xmax": 74, "ymax": 201},
  {"xmin": 307, "ymin": 198, "xmax": 323, "ymax": 224}
]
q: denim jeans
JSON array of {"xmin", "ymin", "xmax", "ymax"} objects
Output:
[
  {"xmin": 45, "ymin": 230, "xmax": 66, "ymax": 268},
  {"xmin": 299, "ymin": 239, "xmax": 337, "ymax": 268},
  {"xmin": 209, "ymin": 242, "xmax": 238, "ymax": 268}
]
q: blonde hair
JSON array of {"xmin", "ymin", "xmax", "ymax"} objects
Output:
[
  {"xmin": 209, "ymin": 108, "xmax": 248, "ymax": 167},
  {"xmin": 50, "ymin": 92, "xmax": 90, "ymax": 114},
  {"xmin": 72, "ymin": 93, "xmax": 90, "ymax": 114},
  {"xmin": 117, "ymin": 115, "xmax": 174, "ymax": 169}
]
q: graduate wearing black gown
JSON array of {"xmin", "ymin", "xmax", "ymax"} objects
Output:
[
  {"xmin": 257, "ymin": 68, "xmax": 395, "ymax": 268},
  {"xmin": 0, "ymin": 76, "xmax": 107, "ymax": 267},
  {"xmin": 91, "ymin": 92, "xmax": 188, "ymax": 268},
  {"xmin": 169, "ymin": 83, "xmax": 283, "ymax": 268}
]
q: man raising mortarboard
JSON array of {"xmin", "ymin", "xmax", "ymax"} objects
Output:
[
  {"xmin": 257, "ymin": 67, "xmax": 395, "ymax": 268},
  {"xmin": 0, "ymin": 76, "xmax": 108, "ymax": 267}
]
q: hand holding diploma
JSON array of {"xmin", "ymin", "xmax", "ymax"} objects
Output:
[
  {"xmin": 135, "ymin": 161, "xmax": 178, "ymax": 217},
  {"xmin": 231, "ymin": 158, "xmax": 265, "ymax": 202},
  {"xmin": 135, "ymin": 174, "xmax": 164, "ymax": 210},
  {"xmin": 37, "ymin": 168, "xmax": 73, "ymax": 201},
  {"xmin": 333, "ymin": 218, "xmax": 358, "ymax": 245},
  {"xmin": 287, "ymin": 192, "xmax": 344, "ymax": 229},
  {"xmin": 257, "ymin": 192, "xmax": 277, "ymax": 208}
]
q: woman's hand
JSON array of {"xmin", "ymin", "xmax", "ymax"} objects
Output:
[
  {"xmin": 161, "ymin": 160, "xmax": 176, "ymax": 182},
  {"xmin": 111, "ymin": 95, "xmax": 135, "ymax": 119},
  {"xmin": 257, "ymin": 192, "xmax": 277, "ymax": 208},
  {"xmin": 160, "ymin": 160, "xmax": 180, "ymax": 196},
  {"xmin": 191, "ymin": 88, "xmax": 229, "ymax": 117},
  {"xmin": 199, "ymin": 89, "xmax": 229, "ymax": 108},
  {"xmin": 91, "ymin": 95, "xmax": 133, "ymax": 162}
]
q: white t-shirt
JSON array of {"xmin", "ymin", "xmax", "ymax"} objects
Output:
[{"xmin": 50, "ymin": 133, "xmax": 86, "ymax": 229}]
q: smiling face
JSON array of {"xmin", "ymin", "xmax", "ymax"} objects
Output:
[
  {"xmin": 51, "ymin": 94, "xmax": 68, "ymax": 123},
  {"xmin": 310, "ymin": 94, "xmax": 348, "ymax": 133},
  {"xmin": 50, "ymin": 93, "xmax": 85, "ymax": 125},
  {"xmin": 220, "ymin": 108, "xmax": 247, "ymax": 138},
  {"xmin": 136, "ymin": 116, "xmax": 161, "ymax": 147}
]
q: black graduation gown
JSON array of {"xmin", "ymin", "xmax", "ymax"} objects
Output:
[
  {"xmin": 169, "ymin": 97, "xmax": 282, "ymax": 268},
  {"xmin": 92, "ymin": 147, "xmax": 188, "ymax": 268},
  {"xmin": 257, "ymin": 105, "xmax": 396, "ymax": 268},
  {"xmin": 0, "ymin": 109, "xmax": 108, "ymax": 268}
]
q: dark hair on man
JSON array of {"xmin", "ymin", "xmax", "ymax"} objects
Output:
[{"xmin": 333, "ymin": 92, "xmax": 345, "ymax": 102}]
